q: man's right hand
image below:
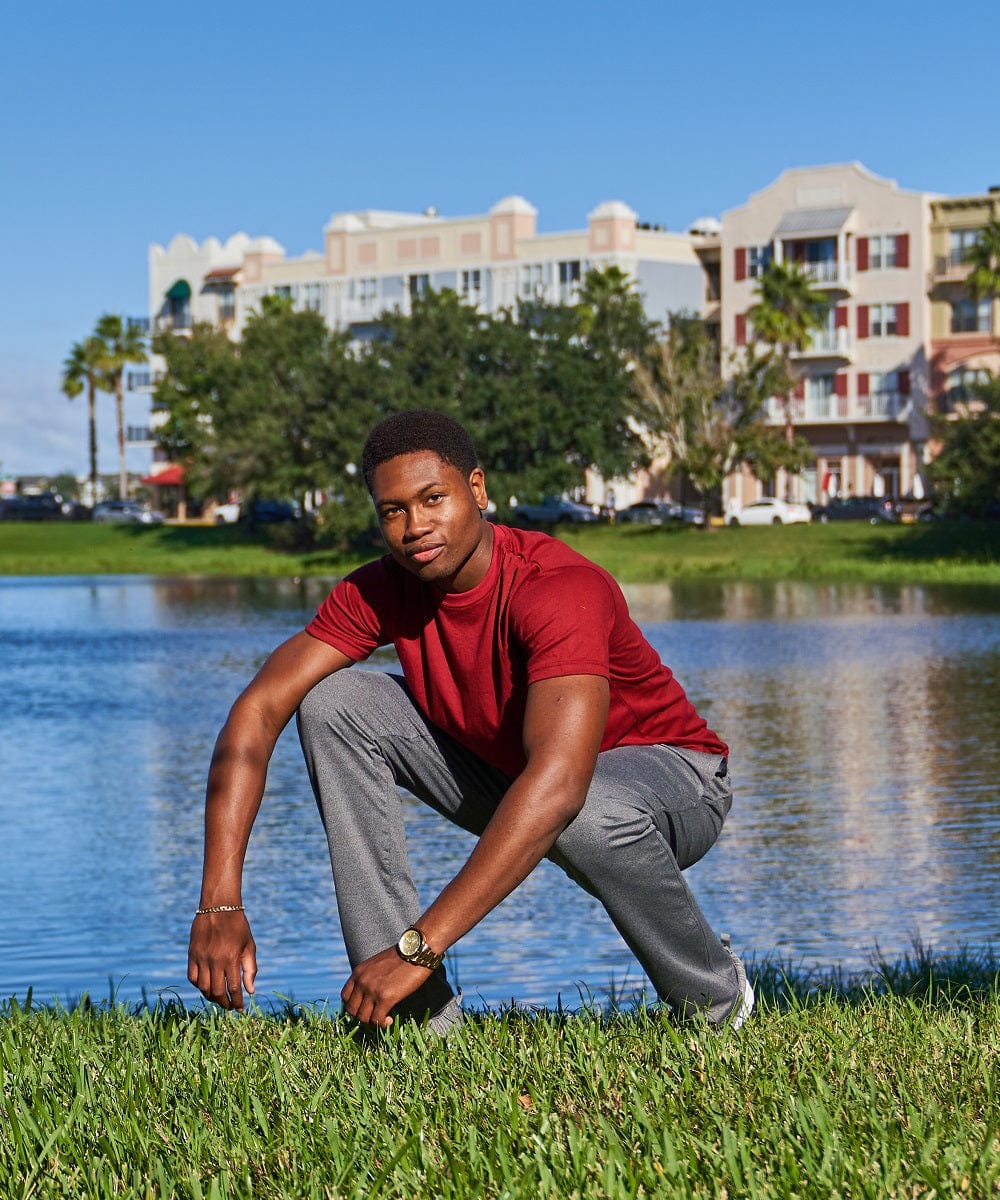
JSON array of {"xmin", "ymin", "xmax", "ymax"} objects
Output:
[{"xmin": 187, "ymin": 911, "xmax": 257, "ymax": 1011}]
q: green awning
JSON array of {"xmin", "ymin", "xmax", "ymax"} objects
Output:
[{"xmin": 166, "ymin": 279, "xmax": 191, "ymax": 300}]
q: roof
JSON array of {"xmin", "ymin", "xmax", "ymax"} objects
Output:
[
  {"xmin": 142, "ymin": 464, "xmax": 185, "ymax": 487},
  {"xmin": 773, "ymin": 206, "xmax": 854, "ymax": 236},
  {"xmin": 202, "ymin": 266, "xmax": 240, "ymax": 283}
]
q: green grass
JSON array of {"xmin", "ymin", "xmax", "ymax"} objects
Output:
[
  {"xmin": 2, "ymin": 519, "xmax": 1000, "ymax": 585},
  {"xmin": 3, "ymin": 949, "xmax": 999, "ymax": 1198}
]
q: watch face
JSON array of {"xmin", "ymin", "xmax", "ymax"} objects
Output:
[{"xmin": 398, "ymin": 928, "xmax": 422, "ymax": 958}]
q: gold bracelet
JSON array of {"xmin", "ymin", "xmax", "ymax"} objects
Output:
[{"xmin": 195, "ymin": 904, "xmax": 245, "ymax": 915}]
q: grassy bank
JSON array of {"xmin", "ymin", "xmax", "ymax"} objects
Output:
[
  {"xmin": 2, "ymin": 949, "xmax": 998, "ymax": 1199},
  {"xmin": 2, "ymin": 519, "xmax": 1000, "ymax": 585}
]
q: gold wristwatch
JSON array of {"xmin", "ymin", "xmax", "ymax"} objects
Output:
[{"xmin": 396, "ymin": 926, "xmax": 444, "ymax": 970}]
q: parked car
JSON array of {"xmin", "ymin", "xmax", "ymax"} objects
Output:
[
  {"xmin": 7, "ymin": 492, "xmax": 65, "ymax": 521},
  {"xmin": 213, "ymin": 502, "xmax": 242, "ymax": 524},
  {"xmin": 239, "ymin": 498, "xmax": 302, "ymax": 525},
  {"xmin": 92, "ymin": 500, "xmax": 165, "ymax": 525},
  {"xmin": 810, "ymin": 496, "xmax": 900, "ymax": 524},
  {"xmin": 510, "ymin": 497, "xmax": 602, "ymax": 527},
  {"xmin": 618, "ymin": 500, "xmax": 704, "ymax": 527},
  {"xmin": 728, "ymin": 497, "xmax": 813, "ymax": 527}
]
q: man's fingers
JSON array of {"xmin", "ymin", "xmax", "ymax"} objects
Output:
[{"xmin": 240, "ymin": 945, "xmax": 257, "ymax": 995}]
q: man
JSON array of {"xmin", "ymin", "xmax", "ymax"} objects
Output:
[{"xmin": 188, "ymin": 410, "xmax": 753, "ymax": 1033}]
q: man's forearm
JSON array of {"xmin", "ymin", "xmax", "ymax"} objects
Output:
[
  {"xmin": 198, "ymin": 709, "xmax": 275, "ymax": 903},
  {"xmin": 415, "ymin": 769, "xmax": 584, "ymax": 953}
]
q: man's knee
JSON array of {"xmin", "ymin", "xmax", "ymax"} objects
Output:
[{"xmin": 298, "ymin": 669, "xmax": 398, "ymax": 737}]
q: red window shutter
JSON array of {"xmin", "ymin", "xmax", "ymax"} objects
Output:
[
  {"xmin": 834, "ymin": 373, "xmax": 847, "ymax": 397},
  {"xmin": 735, "ymin": 247, "xmax": 747, "ymax": 282},
  {"xmin": 857, "ymin": 371, "xmax": 870, "ymax": 397},
  {"xmin": 896, "ymin": 234, "xmax": 909, "ymax": 269},
  {"xmin": 897, "ymin": 302, "xmax": 910, "ymax": 337},
  {"xmin": 793, "ymin": 378, "xmax": 805, "ymax": 400},
  {"xmin": 857, "ymin": 237, "xmax": 869, "ymax": 271},
  {"xmin": 735, "ymin": 312, "xmax": 747, "ymax": 346},
  {"xmin": 898, "ymin": 369, "xmax": 911, "ymax": 395},
  {"xmin": 835, "ymin": 305, "xmax": 848, "ymax": 328},
  {"xmin": 858, "ymin": 305, "xmax": 869, "ymax": 339}
]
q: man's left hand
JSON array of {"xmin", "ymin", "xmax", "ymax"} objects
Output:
[{"xmin": 341, "ymin": 948, "xmax": 431, "ymax": 1028}]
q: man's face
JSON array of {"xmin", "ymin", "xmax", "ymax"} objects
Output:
[{"xmin": 371, "ymin": 451, "xmax": 492, "ymax": 592}]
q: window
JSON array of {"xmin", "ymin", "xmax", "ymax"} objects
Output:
[
  {"xmin": 558, "ymin": 260, "xmax": 582, "ymax": 302},
  {"xmin": 273, "ymin": 285, "xmax": 292, "ymax": 299},
  {"xmin": 947, "ymin": 366, "xmax": 991, "ymax": 402},
  {"xmin": 805, "ymin": 374, "xmax": 835, "ymax": 416},
  {"xmin": 870, "ymin": 303, "xmax": 898, "ymax": 337},
  {"xmin": 949, "ymin": 228, "xmax": 982, "ymax": 268},
  {"xmin": 354, "ymin": 277, "xmax": 377, "ymax": 304},
  {"xmin": 747, "ymin": 244, "xmax": 772, "ymax": 279},
  {"xmin": 869, "ymin": 235, "xmax": 898, "ymax": 270},
  {"xmin": 558, "ymin": 260, "xmax": 581, "ymax": 286},
  {"xmin": 408, "ymin": 274, "xmax": 430, "ymax": 301},
  {"xmin": 519, "ymin": 263, "xmax": 545, "ymax": 298},
  {"xmin": 302, "ymin": 283, "xmax": 324, "ymax": 313},
  {"xmin": 460, "ymin": 269, "xmax": 483, "ymax": 304},
  {"xmin": 217, "ymin": 287, "xmax": 236, "ymax": 321},
  {"xmin": 950, "ymin": 297, "xmax": 992, "ymax": 334}
]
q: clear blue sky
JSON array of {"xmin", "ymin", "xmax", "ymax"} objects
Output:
[{"xmin": 2, "ymin": 0, "xmax": 997, "ymax": 477}]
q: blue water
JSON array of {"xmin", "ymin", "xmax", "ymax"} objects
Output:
[{"xmin": 1, "ymin": 575, "xmax": 998, "ymax": 1011}]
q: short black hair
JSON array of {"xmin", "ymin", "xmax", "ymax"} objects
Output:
[{"xmin": 361, "ymin": 409, "xmax": 480, "ymax": 492}]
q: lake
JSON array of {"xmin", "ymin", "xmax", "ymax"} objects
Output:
[{"xmin": 1, "ymin": 574, "xmax": 998, "ymax": 1012}]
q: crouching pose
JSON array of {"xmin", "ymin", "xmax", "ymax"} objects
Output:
[{"xmin": 187, "ymin": 410, "xmax": 753, "ymax": 1033}]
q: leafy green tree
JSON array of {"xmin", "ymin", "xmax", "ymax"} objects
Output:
[
  {"xmin": 61, "ymin": 336, "xmax": 107, "ymax": 503},
  {"xmin": 632, "ymin": 315, "xmax": 806, "ymax": 524},
  {"xmin": 929, "ymin": 377, "xmax": 1000, "ymax": 517},
  {"xmin": 95, "ymin": 314, "xmax": 148, "ymax": 499},
  {"xmin": 50, "ymin": 472, "xmax": 80, "ymax": 501},
  {"xmin": 964, "ymin": 220, "xmax": 1000, "ymax": 311},
  {"xmin": 152, "ymin": 322, "xmax": 241, "ymax": 475},
  {"xmin": 576, "ymin": 265, "xmax": 659, "ymax": 364},
  {"xmin": 363, "ymin": 286, "xmax": 649, "ymax": 510},
  {"xmin": 748, "ymin": 261, "xmax": 830, "ymax": 444}
]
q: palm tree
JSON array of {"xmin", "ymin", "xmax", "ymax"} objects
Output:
[
  {"xmin": 61, "ymin": 336, "xmax": 107, "ymax": 505},
  {"xmin": 747, "ymin": 260, "xmax": 830, "ymax": 444},
  {"xmin": 95, "ymin": 314, "xmax": 148, "ymax": 499},
  {"xmin": 964, "ymin": 220, "xmax": 1000, "ymax": 329}
]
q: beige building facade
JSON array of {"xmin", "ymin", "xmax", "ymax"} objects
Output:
[
  {"xmin": 721, "ymin": 163, "xmax": 935, "ymax": 506},
  {"xmin": 928, "ymin": 190, "xmax": 1000, "ymax": 413}
]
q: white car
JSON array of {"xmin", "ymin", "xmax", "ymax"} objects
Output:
[{"xmin": 728, "ymin": 498, "xmax": 812, "ymax": 526}]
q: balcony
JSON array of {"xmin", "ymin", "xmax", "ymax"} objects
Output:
[
  {"xmin": 801, "ymin": 259, "xmax": 854, "ymax": 291},
  {"xmin": 765, "ymin": 392, "xmax": 910, "ymax": 425},
  {"xmin": 794, "ymin": 326, "xmax": 853, "ymax": 359},
  {"xmin": 126, "ymin": 370, "xmax": 164, "ymax": 393},
  {"xmin": 933, "ymin": 250, "xmax": 975, "ymax": 282}
]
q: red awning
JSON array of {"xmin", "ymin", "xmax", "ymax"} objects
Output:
[{"xmin": 142, "ymin": 464, "xmax": 185, "ymax": 487}]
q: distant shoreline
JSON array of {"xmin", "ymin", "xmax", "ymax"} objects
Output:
[{"xmin": 1, "ymin": 521, "xmax": 999, "ymax": 586}]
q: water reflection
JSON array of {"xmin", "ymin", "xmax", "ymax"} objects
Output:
[{"xmin": 1, "ymin": 575, "xmax": 998, "ymax": 1011}]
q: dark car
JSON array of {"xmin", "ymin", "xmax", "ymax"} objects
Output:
[
  {"xmin": 811, "ymin": 496, "xmax": 900, "ymax": 524},
  {"xmin": 510, "ymin": 496, "xmax": 602, "ymax": 527},
  {"xmin": 617, "ymin": 500, "xmax": 704, "ymax": 526},
  {"xmin": 8, "ymin": 492, "xmax": 65, "ymax": 521},
  {"xmin": 239, "ymin": 498, "xmax": 302, "ymax": 525}
]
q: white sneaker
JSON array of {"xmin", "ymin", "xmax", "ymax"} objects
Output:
[{"xmin": 726, "ymin": 948, "xmax": 755, "ymax": 1030}]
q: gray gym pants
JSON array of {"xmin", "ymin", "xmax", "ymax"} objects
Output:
[{"xmin": 297, "ymin": 669, "xmax": 741, "ymax": 1022}]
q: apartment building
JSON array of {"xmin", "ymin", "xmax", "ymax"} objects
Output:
[
  {"xmin": 148, "ymin": 196, "xmax": 709, "ymax": 341},
  {"xmin": 928, "ymin": 189, "xmax": 1000, "ymax": 411},
  {"xmin": 721, "ymin": 163, "xmax": 934, "ymax": 506}
]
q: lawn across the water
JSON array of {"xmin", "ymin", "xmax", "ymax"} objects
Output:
[
  {"xmin": 2, "ymin": 948, "xmax": 998, "ymax": 1198},
  {"xmin": 2, "ymin": 518, "xmax": 1000, "ymax": 584}
]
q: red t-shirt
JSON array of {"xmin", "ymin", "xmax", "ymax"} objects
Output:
[{"xmin": 306, "ymin": 523, "xmax": 727, "ymax": 776}]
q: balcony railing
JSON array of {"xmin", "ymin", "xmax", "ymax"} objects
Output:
[
  {"xmin": 933, "ymin": 252, "xmax": 972, "ymax": 280},
  {"xmin": 789, "ymin": 259, "xmax": 854, "ymax": 289},
  {"xmin": 795, "ymin": 326, "xmax": 853, "ymax": 358},
  {"xmin": 765, "ymin": 393, "xmax": 909, "ymax": 424},
  {"xmin": 126, "ymin": 370, "xmax": 164, "ymax": 392}
]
